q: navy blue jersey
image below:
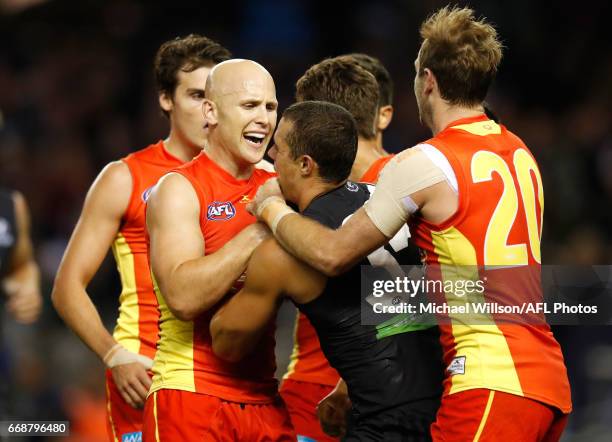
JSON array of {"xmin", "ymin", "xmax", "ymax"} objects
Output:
[{"xmin": 295, "ymin": 181, "xmax": 443, "ymax": 424}]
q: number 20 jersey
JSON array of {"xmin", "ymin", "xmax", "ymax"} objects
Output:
[{"xmin": 408, "ymin": 114, "xmax": 571, "ymax": 413}]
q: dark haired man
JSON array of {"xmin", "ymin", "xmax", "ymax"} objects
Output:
[
  {"xmin": 250, "ymin": 6, "xmax": 571, "ymax": 441},
  {"xmin": 211, "ymin": 101, "xmax": 442, "ymax": 441},
  {"xmin": 52, "ymin": 34, "xmax": 231, "ymax": 441},
  {"xmin": 296, "ymin": 56, "xmax": 391, "ymax": 184},
  {"xmin": 347, "ymin": 53, "xmax": 395, "ymax": 157},
  {"xmin": 284, "ymin": 55, "xmax": 420, "ymax": 441}
]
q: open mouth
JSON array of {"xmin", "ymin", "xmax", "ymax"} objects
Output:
[{"xmin": 244, "ymin": 132, "xmax": 266, "ymax": 148}]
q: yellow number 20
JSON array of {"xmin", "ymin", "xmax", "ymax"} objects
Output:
[{"xmin": 471, "ymin": 148, "xmax": 544, "ymax": 265}]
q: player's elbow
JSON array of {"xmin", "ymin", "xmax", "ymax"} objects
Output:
[
  {"xmin": 317, "ymin": 248, "xmax": 352, "ymax": 277},
  {"xmin": 50, "ymin": 277, "xmax": 70, "ymax": 313},
  {"xmin": 50, "ymin": 286, "xmax": 61, "ymax": 311},
  {"xmin": 160, "ymin": 277, "xmax": 206, "ymax": 321},
  {"xmin": 166, "ymin": 296, "xmax": 200, "ymax": 321}
]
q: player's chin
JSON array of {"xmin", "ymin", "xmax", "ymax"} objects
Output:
[{"xmin": 241, "ymin": 141, "xmax": 266, "ymax": 164}]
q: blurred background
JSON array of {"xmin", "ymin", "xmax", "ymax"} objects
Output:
[{"xmin": 0, "ymin": 0, "xmax": 611, "ymax": 440}]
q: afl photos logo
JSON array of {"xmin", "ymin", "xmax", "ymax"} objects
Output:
[{"xmin": 207, "ymin": 201, "xmax": 236, "ymax": 221}]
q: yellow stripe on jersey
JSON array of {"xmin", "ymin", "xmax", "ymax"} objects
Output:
[
  {"xmin": 111, "ymin": 233, "xmax": 140, "ymax": 354},
  {"xmin": 283, "ymin": 311, "xmax": 301, "ymax": 380},
  {"xmin": 431, "ymin": 227, "xmax": 523, "ymax": 396},
  {"xmin": 153, "ymin": 392, "xmax": 161, "ymax": 442},
  {"xmin": 150, "ymin": 275, "xmax": 196, "ymax": 393},
  {"xmin": 473, "ymin": 390, "xmax": 495, "ymax": 442},
  {"xmin": 451, "ymin": 120, "xmax": 501, "ymax": 136}
]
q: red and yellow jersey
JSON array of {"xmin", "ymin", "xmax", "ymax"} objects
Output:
[
  {"xmin": 151, "ymin": 152, "xmax": 278, "ymax": 403},
  {"xmin": 359, "ymin": 154, "xmax": 394, "ymax": 184},
  {"xmin": 409, "ymin": 115, "xmax": 571, "ymax": 413},
  {"xmin": 112, "ymin": 140, "xmax": 183, "ymax": 360},
  {"xmin": 283, "ymin": 156, "xmax": 395, "ymax": 386}
]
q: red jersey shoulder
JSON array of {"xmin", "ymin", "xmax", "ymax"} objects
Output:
[
  {"xmin": 123, "ymin": 142, "xmax": 161, "ymax": 163},
  {"xmin": 124, "ymin": 140, "xmax": 184, "ymax": 168},
  {"xmin": 252, "ymin": 167, "xmax": 276, "ymax": 183},
  {"xmin": 360, "ymin": 155, "xmax": 394, "ymax": 184},
  {"xmin": 120, "ymin": 141, "xmax": 183, "ymax": 225}
]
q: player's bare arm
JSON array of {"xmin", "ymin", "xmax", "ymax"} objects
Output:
[
  {"xmin": 52, "ymin": 161, "xmax": 153, "ymax": 408},
  {"xmin": 250, "ymin": 149, "xmax": 456, "ymax": 276},
  {"xmin": 52, "ymin": 162, "xmax": 131, "ymax": 358},
  {"xmin": 147, "ymin": 172, "xmax": 269, "ymax": 321},
  {"xmin": 249, "ymin": 178, "xmax": 388, "ymax": 276},
  {"xmin": 210, "ymin": 238, "xmax": 325, "ymax": 362},
  {"xmin": 4, "ymin": 191, "xmax": 42, "ymax": 324}
]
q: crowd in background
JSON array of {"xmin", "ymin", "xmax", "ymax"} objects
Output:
[{"xmin": 0, "ymin": 1, "xmax": 610, "ymax": 440}]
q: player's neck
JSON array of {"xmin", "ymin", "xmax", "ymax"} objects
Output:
[
  {"xmin": 349, "ymin": 137, "xmax": 385, "ymax": 182},
  {"xmin": 297, "ymin": 179, "xmax": 342, "ymax": 213},
  {"xmin": 163, "ymin": 133, "xmax": 202, "ymax": 163},
  {"xmin": 204, "ymin": 142, "xmax": 254, "ymax": 180},
  {"xmin": 430, "ymin": 102, "xmax": 485, "ymax": 136},
  {"xmin": 374, "ymin": 132, "xmax": 389, "ymax": 156}
]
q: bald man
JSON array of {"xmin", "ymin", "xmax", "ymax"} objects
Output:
[{"xmin": 143, "ymin": 60, "xmax": 295, "ymax": 441}]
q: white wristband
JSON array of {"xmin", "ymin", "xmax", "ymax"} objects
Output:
[
  {"xmin": 270, "ymin": 205, "xmax": 295, "ymax": 235},
  {"xmin": 255, "ymin": 195, "xmax": 286, "ymax": 219},
  {"xmin": 103, "ymin": 343, "xmax": 154, "ymax": 370}
]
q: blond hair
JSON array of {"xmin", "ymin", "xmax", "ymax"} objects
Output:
[{"xmin": 418, "ymin": 6, "xmax": 503, "ymax": 105}]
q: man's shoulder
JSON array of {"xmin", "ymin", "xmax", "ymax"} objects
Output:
[
  {"xmin": 305, "ymin": 182, "xmax": 369, "ymax": 229},
  {"xmin": 252, "ymin": 167, "xmax": 276, "ymax": 183},
  {"xmin": 123, "ymin": 140, "xmax": 164, "ymax": 163}
]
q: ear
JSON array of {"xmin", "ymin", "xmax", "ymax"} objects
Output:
[
  {"xmin": 202, "ymin": 99, "xmax": 218, "ymax": 127},
  {"xmin": 159, "ymin": 92, "xmax": 173, "ymax": 114},
  {"xmin": 423, "ymin": 68, "xmax": 436, "ymax": 96},
  {"xmin": 299, "ymin": 155, "xmax": 316, "ymax": 177},
  {"xmin": 376, "ymin": 105, "xmax": 394, "ymax": 131}
]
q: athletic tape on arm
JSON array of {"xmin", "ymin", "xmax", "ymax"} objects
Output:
[
  {"xmin": 103, "ymin": 343, "xmax": 154, "ymax": 369},
  {"xmin": 364, "ymin": 147, "xmax": 447, "ymax": 237}
]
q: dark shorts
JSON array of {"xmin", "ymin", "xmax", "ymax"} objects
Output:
[{"xmin": 344, "ymin": 398, "xmax": 438, "ymax": 442}]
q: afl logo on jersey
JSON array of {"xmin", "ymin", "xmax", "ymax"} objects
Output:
[
  {"xmin": 207, "ymin": 201, "xmax": 236, "ymax": 221},
  {"xmin": 141, "ymin": 186, "xmax": 155, "ymax": 203}
]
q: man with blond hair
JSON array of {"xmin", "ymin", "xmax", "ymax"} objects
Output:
[{"xmin": 249, "ymin": 7, "xmax": 571, "ymax": 441}]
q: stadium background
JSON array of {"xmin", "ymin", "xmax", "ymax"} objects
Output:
[{"xmin": 0, "ymin": 0, "xmax": 610, "ymax": 440}]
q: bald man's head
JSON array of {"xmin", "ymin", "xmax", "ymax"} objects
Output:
[
  {"xmin": 202, "ymin": 59, "xmax": 278, "ymax": 166},
  {"xmin": 205, "ymin": 59, "xmax": 273, "ymax": 101}
]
